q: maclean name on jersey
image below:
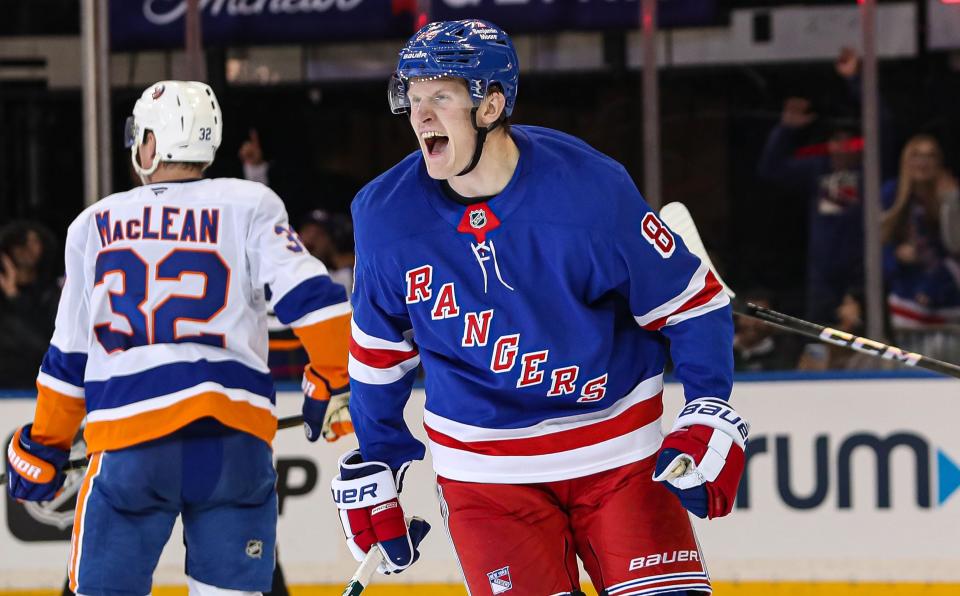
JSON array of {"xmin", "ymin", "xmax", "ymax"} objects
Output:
[{"xmin": 95, "ymin": 206, "xmax": 220, "ymax": 247}]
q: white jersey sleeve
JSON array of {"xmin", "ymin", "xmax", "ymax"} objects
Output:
[
  {"xmin": 32, "ymin": 218, "xmax": 90, "ymax": 449},
  {"xmin": 248, "ymin": 190, "xmax": 350, "ymax": 328}
]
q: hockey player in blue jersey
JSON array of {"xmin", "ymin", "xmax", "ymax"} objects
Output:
[{"xmin": 330, "ymin": 20, "xmax": 749, "ymax": 595}]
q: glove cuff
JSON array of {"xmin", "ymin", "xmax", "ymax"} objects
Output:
[
  {"xmin": 8, "ymin": 424, "xmax": 69, "ymax": 483},
  {"xmin": 302, "ymin": 365, "xmax": 333, "ymax": 400},
  {"xmin": 671, "ymin": 397, "xmax": 749, "ymax": 449},
  {"xmin": 332, "ymin": 450, "xmax": 399, "ymax": 510}
]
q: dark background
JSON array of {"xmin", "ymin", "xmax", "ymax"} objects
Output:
[{"xmin": 2, "ymin": 0, "xmax": 959, "ymax": 317}]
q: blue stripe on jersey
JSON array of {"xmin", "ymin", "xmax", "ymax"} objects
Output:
[
  {"xmin": 40, "ymin": 345, "xmax": 88, "ymax": 388},
  {"xmin": 272, "ymin": 275, "xmax": 347, "ymax": 325},
  {"xmin": 85, "ymin": 359, "xmax": 275, "ymax": 411}
]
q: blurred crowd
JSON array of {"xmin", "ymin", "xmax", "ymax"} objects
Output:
[
  {"xmin": 743, "ymin": 47, "xmax": 960, "ymax": 372},
  {"xmin": 3, "ymin": 47, "xmax": 960, "ymax": 387}
]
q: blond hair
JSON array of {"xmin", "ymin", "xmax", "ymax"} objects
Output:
[{"xmin": 881, "ymin": 134, "xmax": 946, "ymax": 245}]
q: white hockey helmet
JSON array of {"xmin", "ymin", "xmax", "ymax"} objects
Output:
[{"xmin": 126, "ymin": 80, "xmax": 222, "ymax": 181}]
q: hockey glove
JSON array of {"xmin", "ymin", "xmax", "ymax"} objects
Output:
[
  {"xmin": 6, "ymin": 424, "xmax": 70, "ymax": 502},
  {"xmin": 331, "ymin": 450, "xmax": 430, "ymax": 574},
  {"xmin": 652, "ymin": 397, "xmax": 749, "ymax": 519},
  {"xmin": 302, "ymin": 366, "xmax": 353, "ymax": 442}
]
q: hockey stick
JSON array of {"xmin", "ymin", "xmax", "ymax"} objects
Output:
[
  {"xmin": 659, "ymin": 202, "xmax": 960, "ymax": 380},
  {"xmin": 341, "ymin": 548, "xmax": 384, "ymax": 596},
  {"xmin": 0, "ymin": 414, "xmax": 306, "ymax": 486}
]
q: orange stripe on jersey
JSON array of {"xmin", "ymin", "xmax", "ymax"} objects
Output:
[
  {"xmin": 84, "ymin": 392, "xmax": 277, "ymax": 453},
  {"xmin": 32, "ymin": 383, "xmax": 87, "ymax": 450},
  {"xmin": 293, "ymin": 313, "xmax": 350, "ymax": 390},
  {"xmin": 69, "ymin": 452, "xmax": 102, "ymax": 593}
]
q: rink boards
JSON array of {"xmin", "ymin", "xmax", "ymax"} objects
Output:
[{"xmin": 1, "ymin": 374, "xmax": 959, "ymax": 593}]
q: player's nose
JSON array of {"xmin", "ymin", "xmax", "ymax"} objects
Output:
[{"xmin": 411, "ymin": 102, "xmax": 433, "ymax": 122}]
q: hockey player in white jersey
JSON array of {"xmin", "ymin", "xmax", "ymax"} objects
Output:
[{"xmin": 5, "ymin": 81, "xmax": 352, "ymax": 596}]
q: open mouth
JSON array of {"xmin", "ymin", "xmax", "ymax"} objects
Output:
[{"xmin": 422, "ymin": 131, "xmax": 449, "ymax": 157}]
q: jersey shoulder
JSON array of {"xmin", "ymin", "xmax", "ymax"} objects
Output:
[
  {"xmin": 351, "ymin": 151, "xmax": 437, "ymax": 248},
  {"xmin": 513, "ymin": 126, "xmax": 646, "ymax": 230},
  {"xmin": 516, "ymin": 125, "xmax": 629, "ymax": 180}
]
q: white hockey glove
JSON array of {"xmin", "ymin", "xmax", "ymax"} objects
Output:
[{"xmin": 331, "ymin": 450, "xmax": 431, "ymax": 574}]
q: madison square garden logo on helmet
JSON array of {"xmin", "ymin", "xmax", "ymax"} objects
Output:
[{"xmin": 388, "ymin": 19, "xmax": 519, "ymax": 117}]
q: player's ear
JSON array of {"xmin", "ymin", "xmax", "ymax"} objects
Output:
[
  {"xmin": 143, "ymin": 130, "xmax": 156, "ymax": 152},
  {"xmin": 478, "ymin": 90, "xmax": 506, "ymax": 128},
  {"xmin": 138, "ymin": 130, "xmax": 157, "ymax": 169}
]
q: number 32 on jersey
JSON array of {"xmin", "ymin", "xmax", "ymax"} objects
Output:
[{"xmin": 93, "ymin": 248, "xmax": 229, "ymax": 353}]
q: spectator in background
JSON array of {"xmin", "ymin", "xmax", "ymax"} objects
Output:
[
  {"xmin": 239, "ymin": 128, "xmax": 270, "ymax": 186},
  {"xmin": 881, "ymin": 134, "xmax": 960, "ymax": 360},
  {"xmin": 795, "ymin": 292, "xmax": 895, "ymax": 371},
  {"xmin": 297, "ymin": 209, "xmax": 355, "ymax": 298},
  {"xmin": 0, "ymin": 221, "xmax": 61, "ymax": 387},
  {"xmin": 734, "ymin": 289, "xmax": 802, "ymax": 372},
  {"xmin": 758, "ymin": 48, "xmax": 871, "ymax": 325},
  {"xmin": 238, "ymin": 128, "xmax": 361, "ymax": 217}
]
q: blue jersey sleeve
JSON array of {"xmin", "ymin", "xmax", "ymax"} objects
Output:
[
  {"xmin": 348, "ymin": 243, "xmax": 426, "ymax": 471},
  {"xmin": 602, "ymin": 171, "xmax": 734, "ymax": 402}
]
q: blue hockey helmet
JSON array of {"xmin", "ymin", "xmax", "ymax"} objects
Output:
[{"xmin": 388, "ymin": 20, "xmax": 519, "ymax": 117}]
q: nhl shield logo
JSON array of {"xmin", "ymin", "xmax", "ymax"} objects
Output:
[
  {"xmin": 486, "ymin": 566, "xmax": 513, "ymax": 594},
  {"xmin": 151, "ymin": 84, "xmax": 165, "ymax": 100},
  {"xmin": 456, "ymin": 202, "xmax": 500, "ymax": 243},
  {"xmin": 245, "ymin": 539, "xmax": 263, "ymax": 559},
  {"xmin": 469, "ymin": 208, "xmax": 487, "ymax": 229}
]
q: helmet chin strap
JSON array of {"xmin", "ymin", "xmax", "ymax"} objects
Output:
[{"xmin": 456, "ymin": 107, "xmax": 501, "ymax": 177}]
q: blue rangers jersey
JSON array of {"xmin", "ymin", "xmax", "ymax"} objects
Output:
[{"xmin": 349, "ymin": 126, "xmax": 733, "ymax": 483}]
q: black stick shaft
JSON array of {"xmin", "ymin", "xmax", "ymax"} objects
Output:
[{"xmin": 739, "ymin": 302, "xmax": 960, "ymax": 379}]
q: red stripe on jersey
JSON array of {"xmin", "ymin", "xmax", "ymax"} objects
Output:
[
  {"xmin": 615, "ymin": 579, "xmax": 712, "ymax": 596},
  {"xmin": 349, "ymin": 337, "xmax": 419, "ymax": 369},
  {"xmin": 642, "ymin": 271, "xmax": 724, "ymax": 331},
  {"xmin": 424, "ymin": 393, "xmax": 663, "ymax": 457}
]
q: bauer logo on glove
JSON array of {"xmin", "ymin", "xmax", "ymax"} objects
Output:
[
  {"xmin": 331, "ymin": 450, "xmax": 430, "ymax": 574},
  {"xmin": 653, "ymin": 397, "xmax": 749, "ymax": 519},
  {"xmin": 677, "ymin": 399, "xmax": 749, "ymax": 442}
]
